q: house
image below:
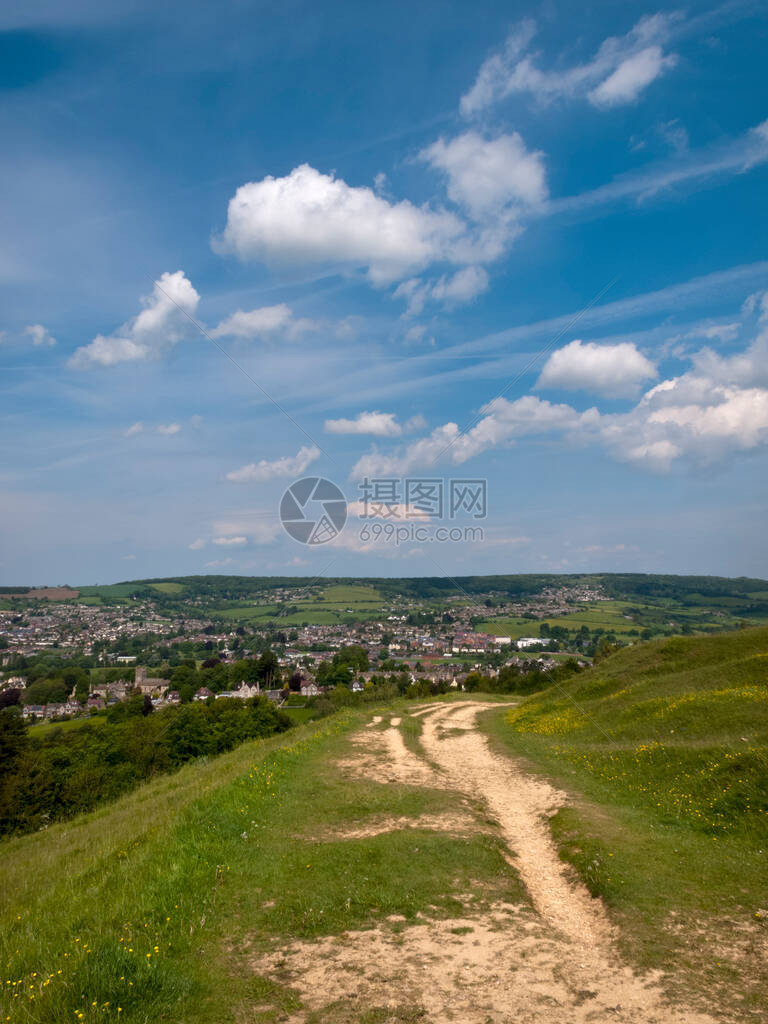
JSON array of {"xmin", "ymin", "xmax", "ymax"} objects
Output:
[
  {"xmin": 233, "ymin": 682, "xmax": 262, "ymax": 699},
  {"xmin": 165, "ymin": 691, "xmax": 181, "ymax": 705},
  {"xmin": 44, "ymin": 703, "xmax": 68, "ymax": 719},
  {"xmin": 22, "ymin": 704, "xmax": 45, "ymax": 720},
  {"xmin": 193, "ymin": 687, "xmax": 214, "ymax": 702},
  {"xmin": 350, "ymin": 680, "xmax": 365, "ymax": 693},
  {"xmin": 300, "ymin": 681, "xmax": 320, "ymax": 697}
]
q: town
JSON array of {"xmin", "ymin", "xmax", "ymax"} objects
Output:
[
  {"xmin": 2, "ymin": 572, "xmax": 757, "ymax": 724},
  {"xmin": 0, "ymin": 576, "xmax": 624, "ymax": 721}
]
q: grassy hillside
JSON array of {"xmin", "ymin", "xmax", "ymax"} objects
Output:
[
  {"xmin": 0, "ymin": 710, "xmax": 521, "ymax": 1024},
  {"xmin": 482, "ymin": 626, "xmax": 768, "ymax": 1015}
]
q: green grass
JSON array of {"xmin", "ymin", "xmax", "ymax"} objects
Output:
[
  {"xmin": 147, "ymin": 582, "xmax": 186, "ymax": 595},
  {"xmin": 281, "ymin": 706, "xmax": 315, "ymax": 724},
  {"xmin": 480, "ymin": 626, "xmax": 768, "ymax": 1014},
  {"xmin": 1, "ymin": 707, "xmax": 523, "ymax": 1024},
  {"xmin": 317, "ymin": 584, "xmax": 383, "ymax": 605},
  {"xmin": 27, "ymin": 714, "xmax": 107, "ymax": 738},
  {"xmin": 477, "ymin": 600, "xmax": 644, "ymax": 638},
  {"xmin": 77, "ymin": 584, "xmax": 140, "ymax": 600}
]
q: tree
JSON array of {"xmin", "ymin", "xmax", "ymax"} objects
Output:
[
  {"xmin": 255, "ymin": 651, "xmax": 281, "ymax": 688},
  {"xmin": 333, "ymin": 645, "xmax": 369, "ymax": 672},
  {"xmin": 0, "ymin": 688, "xmax": 21, "ymax": 710},
  {"xmin": 0, "ymin": 706, "xmax": 28, "ymax": 772}
]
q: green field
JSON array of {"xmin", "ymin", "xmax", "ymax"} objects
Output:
[
  {"xmin": 481, "ymin": 627, "xmax": 768, "ymax": 1013},
  {"xmin": 147, "ymin": 582, "xmax": 186, "ymax": 595},
  {"xmin": 27, "ymin": 714, "xmax": 107, "ymax": 738},
  {"xmin": 77, "ymin": 584, "xmax": 139, "ymax": 601},
  {"xmin": 480, "ymin": 600, "xmax": 656, "ymax": 638},
  {"xmin": 214, "ymin": 583, "xmax": 388, "ymax": 626}
]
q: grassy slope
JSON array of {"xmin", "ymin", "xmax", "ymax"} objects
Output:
[
  {"xmin": 481, "ymin": 626, "xmax": 768, "ymax": 1016},
  {"xmin": 1, "ymin": 707, "xmax": 522, "ymax": 1024}
]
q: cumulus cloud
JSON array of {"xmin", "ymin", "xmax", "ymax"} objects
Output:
[
  {"xmin": 213, "ymin": 164, "xmax": 468, "ymax": 285},
  {"xmin": 420, "ymin": 131, "xmax": 547, "ymax": 218},
  {"xmin": 325, "ymin": 411, "xmax": 404, "ymax": 437},
  {"xmin": 537, "ymin": 339, "xmax": 658, "ymax": 397},
  {"xmin": 349, "ymin": 396, "xmax": 597, "ymax": 478},
  {"xmin": 205, "ymin": 557, "xmax": 235, "ymax": 568},
  {"xmin": 460, "ymin": 14, "xmax": 678, "ymax": 115},
  {"xmin": 69, "ymin": 271, "xmax": 200, "ymax": 368},
  {"xmin": 188, "ymin": 538, "xmax": 206, "ymax": 550},
  {"xmin": 123, "ymin": 421, "xmax": 144, "ymax": 437},
  {"xmin": 212, "ymin": 535, "xmax": 247, "ymax": 546},
  {"xmin": 24, "ymin": 324, "xmax": 56, "ymax": 347},
  {"xmin": 351, "ymin": 423, "xmax": 460, "ymax": 479},
  {"xmin": 157, "ymin": 423, "xmax": 181, "ymax": 435},
  {"xmin": 599, "ymin": 376, "xmax": 768, "ymax": 470},
  {"xmin": 211, "ymin": 303, "xmax": 317, "ymax": 341},
  {"xmin": 226, "ymin": 444, "xmax": 321, "ymax": 483},
  {"xmin": 349, "ymin": 299, "xmax": 768, "ymax": 476}
]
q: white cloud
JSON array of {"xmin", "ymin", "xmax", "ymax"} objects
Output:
[
  {"xmin": 24, "ymin": 324, "xmax": 56, "ymax": 347},
  {"xmin": 461, "ymin": 14, "xmax": 678, "ymax": 115},
  {"xmin": 349, "ymin": 397, "xmax": 598, "ymax": 478},
  {"xmin": 212, "ymin": 535, "xmax": 247, "ymax": 546},
  {"xmin": 599, "ymin": 376, "xmax": 768, "ymax": 470},
  {"xmin": 420, "ymin": 132, "xmax": 547, "ymax": 218},
  {"xmin": 430, "ymin": 266, "xmax": 489, "ymax": 305},
  {"xmin": 123, "ymin": 421, "xmax": 144, "ymax": 437},
  {"xmin": 211, "ymin": 303, "xmax": 317, "ymax": 341},
  {"xmin": 212, "ymin": 512, "xmax": 282, "ymax": 545},
  {"xmin": 404, "ymin": 414, "xmax": 428, "ymax": 432},
  {"xmin": 537, "ymin": 339, "xmax": 658, "ymax": 397},
  {"xmin": 205, "ymin": 557, "xmax": 235, "ymax": 568},
  {"xmin": 157, "ymin": 423, "xmax": 181, "ymax": 435},
  {"xmin": 351, "ymin": 292, "xmax": 768, "ymax": 477},
  {"xmin": 460, "ymin": 19, "xmax": 537, "ymax": 117},
  {"xmin": 588, "ymin": 46, "xmax": 677, "ymax": 108},
  {"xmin": 188, "ymin": 538, "xmax": 206, "ymax": 550},
  {"xmin": 350, "ymin": 422, "xmax": 460, "ymax": 479},
  {"xmin": 325, "ymin": 411, "xmax": 403, "ymax": 437},
  {"xmin": 226, "ymin": 444, "xmax": 321, "ymax": 483},
  {"xmin": 395, "ymin": 266, "xmax": 489, "ymax": 316},
  {"xmin": 69, "ymin": 271, "xmax": 200, "ymax": 368},
  {"xmin": 213, "ymin": 164, "xmax": 468, "ymax": 285},
  {"xmin": 449, "ymin": 395, "xmax": 599, "ymax": 464}
]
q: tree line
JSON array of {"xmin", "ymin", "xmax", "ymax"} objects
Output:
[{"xmin": 0, "ymin": 694, "xmax": 291, "ymax": 838}]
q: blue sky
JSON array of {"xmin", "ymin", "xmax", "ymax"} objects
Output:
[{"xmin": 1, "ymin": 0, "xmax": 767, "ymax": 584}]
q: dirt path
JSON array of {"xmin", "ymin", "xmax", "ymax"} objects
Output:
[
  {"xmin": 420, "ymin": 702, "xmax": 610, "ymax": 948},
  {"xmin": 253, "ymin": 704, "xmax": 719, "ymax": 1023}
]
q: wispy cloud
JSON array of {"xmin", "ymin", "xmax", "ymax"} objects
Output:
[{"xmin": 461, "ymin": 13, "xmax": 680, "ymax": 115}]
